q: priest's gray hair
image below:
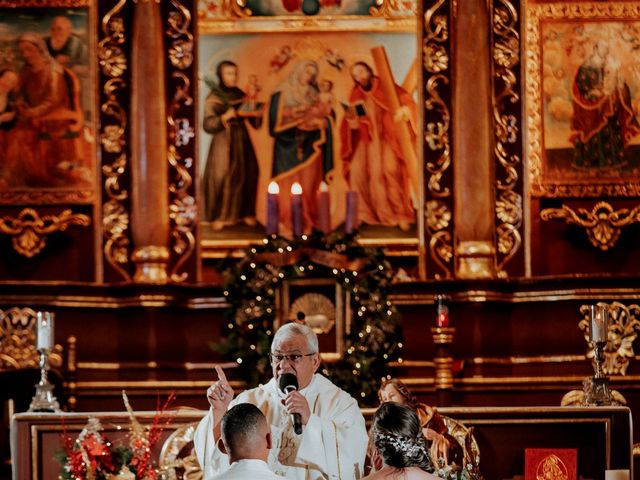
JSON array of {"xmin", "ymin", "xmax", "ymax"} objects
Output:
[{"xmin": 272, "ymin": 322, "xmax": 319, "ymax": 354}]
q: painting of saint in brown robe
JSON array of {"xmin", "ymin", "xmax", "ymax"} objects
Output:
[{"xmin": 202, "ymin": 60, "xmax": 263, "ymax": 229}]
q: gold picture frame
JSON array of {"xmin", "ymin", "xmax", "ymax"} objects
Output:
[
  {"xmin": 525, "ymin": 2, "xmax": 640, "ymax": 197},
  {"xmin": 197, "ymin": 1, "xmax": 424, "ymax": 267},
  {"xmin": 275, "ymin": 277, "xmax": 351, "ymax": 362}
]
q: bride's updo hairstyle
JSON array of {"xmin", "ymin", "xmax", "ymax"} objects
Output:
[{"xmin": 371, "ymin": 402, "xmax": 434, "ymax": 473}]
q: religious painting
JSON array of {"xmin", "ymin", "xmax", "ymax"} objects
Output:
[
  {"xmin": 276, "ymin": 278, "xmax": 350, "ymax": 362},
  {"xmin": 198, "ymin": 0, "xmax": 416, "ymax": 19},
  {"xmin": 198, "ymin": 30, "xmax": 420, "ymax": 253},
  {"xmin": 526, "ymin": 3, "xmax": 640, "ymax": 197},
  {"xmin": 0, "ymin": 3, "xmax": 96, "ymax": 205}
]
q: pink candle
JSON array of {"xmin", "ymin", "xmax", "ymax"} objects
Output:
[
  {"xmin": 345, "ymin": 191, "xmax": 358, "ymax": 234},
  {"xmin": 317, "ymin": 181, "xmax": 330, "ymax": 234},
  {"xmin": 266, "ymin": 181, "xmax": 279, "ymax": 235},
  {"xmin": 291, "ymin": 182, "xmax": 303, "ymax": 236}
]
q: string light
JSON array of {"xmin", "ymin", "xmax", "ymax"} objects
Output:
[
  {"xmin": 236, "ymin": 358, "xmax": 243, "ymax": 364},
  {"xmin": 227, "ymin": 323, "xmax": 234, "ymax": 329}
]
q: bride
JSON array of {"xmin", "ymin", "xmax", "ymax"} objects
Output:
[{"xmin": 366, "ymin": 402, "xmax": 441, "ymax": 480}]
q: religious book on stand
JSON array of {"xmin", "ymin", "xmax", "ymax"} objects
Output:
[
  {"xmin": 340, "ymin": 101, "xmax": 366, "ymax": 117},
  {"xmin": 524, "ymin": 448, "xmax": 577, "ymax": 480}
]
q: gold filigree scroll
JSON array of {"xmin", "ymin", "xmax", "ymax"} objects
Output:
[
  {"xmin": 0, "ymin": 208, "xmax": 90, "ymax": 258},
  {"xmin": 166, "ymin": 0, "xmax": 197, "ymax": 284},
  {"xmin": 99, "ymin": 0, "xmax": 131, "ymax": 281},
  {"xmin": 579, "ymin": 302, "xmax": 640, "ymax": 375},
  {"xmin": 423, "ymin": 0, "xmax": 452, "ymax": 279},
  {"xmin": 0, "ymin": 307, "xmax": 63, "ymax": 369},
  {"xmin": 492, "ymin": 0, "xmax": 522, "ymax": 277},
  {"xmin": 540, "ymin": 201, "xmax": 640, "ymax": 251},
  {"xmin": 526, "ymin": 3, "xmax": 640, "ymax": 198},
  {"xmin": 370, "ymin": 0, "xmax": 417, "ymax": 17}
]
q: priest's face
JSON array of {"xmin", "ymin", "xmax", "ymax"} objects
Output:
[{"xmin": 271, "ymin": 334, "xmax": 320, "ymax": 389}]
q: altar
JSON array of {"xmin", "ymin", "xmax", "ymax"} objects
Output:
[{"xmin": 11, "ymin": 406, "xmax": 633, "ymax": 480}]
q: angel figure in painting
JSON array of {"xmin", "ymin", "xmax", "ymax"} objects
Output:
[
  {"xmin": 202, "ymin": 60, "xmax": 263, "ymax": 230},
  {"xmin": 570, "ymin": 39, "xmax": 640, "ymax": 170}
]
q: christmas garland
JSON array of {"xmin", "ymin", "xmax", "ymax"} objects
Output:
[{"xmin": 214, "ymin": 230, "xmax": 403, "ymax": 405}]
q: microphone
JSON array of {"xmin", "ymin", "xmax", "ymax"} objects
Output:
[{"xmin": 278, "ymin": 372, "xmax": 303, "ymax": 435}]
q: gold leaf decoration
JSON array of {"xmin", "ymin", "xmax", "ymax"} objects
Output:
[
  {"xmin": 0, "ymin": 208, "xmax": 90, "ymax": 258},
  {"xmin": 540, "ymin": 202, "xmax": 640, "ymax": 251}
]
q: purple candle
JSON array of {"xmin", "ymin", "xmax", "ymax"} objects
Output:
[
  {"xmin": 291, "ymin": 182, "xmax": 304, "ymax": 236},
  {"xmin": 317, "ymin": 181, "xmax": 330, "ymax": 234},
  {"xmin": 266, "ymin": 181, "xmax": 279, "ymax": 235},
  {"xmin": 345, "ymin": 191, "xmax": 358, "ymax": 234}
]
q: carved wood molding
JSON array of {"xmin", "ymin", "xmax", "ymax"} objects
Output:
[
  {"xmin": 540, "ymin": 201, "xmax": 640, "ymax": 251},
  {"xmin": 423, "ymin": 0, "xmax": 453, "ymax": 279},
  {"xmin": 167, "ymin": 0, "xmax": 197, "ymax": 283},
  {"xmin": 99, "ymin": 0, "xmax": 132, "ymax": 281},
  {"xmin": 0, "ymin": 208, "xmax": 90, "ymax": 258},
  {"xmin": 492, "ymin": 0, "xmax": 523, "ymax": 277}
]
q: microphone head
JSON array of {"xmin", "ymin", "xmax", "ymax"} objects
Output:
[{"xmin": 278, "ymin": 372, "xmax": 298, "ymax": 393}]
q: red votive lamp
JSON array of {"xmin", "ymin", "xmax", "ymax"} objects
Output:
[{"xmin": 435, "ymin": 294, "xmax": 450, "ymax": 327}]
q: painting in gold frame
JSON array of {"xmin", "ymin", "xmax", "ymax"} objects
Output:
[
  {"xmin": 198, "ymin": 8, "xmax": 423, "ymax": 262},
  {"xmin": 275, "ymin": 277, "xmax": 350, "ymax": 363},
  {"xmin": 0, "ymin": 0, "xmax": 97, "ymax": 205},
  {"xmin": 526, "ymin": 2, "xmax": 640, "ymax": 197}
]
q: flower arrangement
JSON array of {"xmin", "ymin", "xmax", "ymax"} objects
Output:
[{"xmin": 55, "ymin": 391, "xmax": 175, "ymax": 480}]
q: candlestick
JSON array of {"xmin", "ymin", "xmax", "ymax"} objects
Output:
[
  {"xmin": 317, "ymin": 181, "xmax": 330, "ymax": 234},
  {"xmin": 435, "ymin": 295, "xmax": 450, "ymax": 327},
  {"xmin": 290, "ymin": 182, "xmax": 303, "ymax": 236},
  {"xmin": 266, "ymin": 181, "xmax": 280, "ymax": 235},
  {"xmin": 590, "ymin": 304, "xmax": 608, "ymax": 344},
  {"xmin": 345, "ymin": 191, "xmax": 358, "ymax": 234},
  {"xmin": 29, "ymin": 311, "xmax": 60, "ymax": 412},
  {"xmin": 36, "ymin": 311, "xmax": 54, "ymax": 351}
]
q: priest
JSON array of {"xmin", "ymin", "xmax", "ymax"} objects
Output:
[{"xmin": 194, "ymin": 322, "xmax": 368, "ymax": 480}]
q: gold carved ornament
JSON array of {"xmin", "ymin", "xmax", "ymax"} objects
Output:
[
  {"xmin": 540, "ymin": 201, "xmax": 640, "ymax": 251},
  {"xmin": 578, "ymin": 302, "xmax": 640, "ymax": 376},
  {"xmin": 99, "ymin": 0, "xmax": 132, "ymax": 281},
  {"xmin": 423, "ymin": 0, "xmax": 453, "ymax": 279},
  {"xmin": 166, "ymin": 0, "xmax": 197, "ymax": 284},
  {"xmin": 492, "ymin": 0, "xmax": 522, "ymax": 277},
  {"xmin": 370, "ymin": 0, "xmax": 417, "ymax": 16},
  {"xmin": 0, "ymin": 208, "xmax": 90, "ymax": 258},
  {"xmin": 0, "ymin": 307, "xmax": 62, "ymax": 370}
]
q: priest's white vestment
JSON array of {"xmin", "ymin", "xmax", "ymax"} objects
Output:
[{"xmin": 194, "ymin": 374, "xmax": 368, "ymax": 480}]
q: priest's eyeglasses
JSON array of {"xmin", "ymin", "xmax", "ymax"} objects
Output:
[{"xmin": 269, "ymin": 353, "xmax": 316, "ymax": 365}]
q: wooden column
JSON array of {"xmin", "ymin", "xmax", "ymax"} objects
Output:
[
  {"xmin": 130, "ymin": 0, "xmax": 169, "ymax": 283},
  {"xmin": 452, "ymin": 0, "xmax": 496, "ymax": 278}
]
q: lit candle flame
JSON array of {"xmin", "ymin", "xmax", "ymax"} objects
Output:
[
  {"xmin": 268, "ymin": 181, "xmax": 280, "ymax": 194},
  {"xmin": 319, "ymin": 181, "xmax": 328, "ymax": 192},
  {"xmin": 291, "ymin": 182, "xmax": 303, "ymax": 195}
]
